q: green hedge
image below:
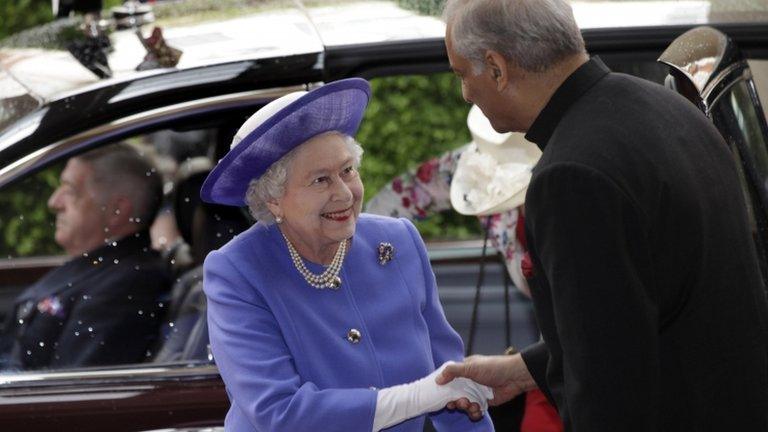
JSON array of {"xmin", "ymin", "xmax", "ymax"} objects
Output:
[{"xmin": 358, "ymin": 73, "xmax": 481, "ymax": 240}]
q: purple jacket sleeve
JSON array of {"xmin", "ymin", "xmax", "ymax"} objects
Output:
[{"xmin": 401, "ymin": 219, "xmax": 495, "ymax": 431}]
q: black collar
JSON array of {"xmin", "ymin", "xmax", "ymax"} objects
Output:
[{"xmin": 525, "ymin": 57, "xmax": 611, "ymax": 150}]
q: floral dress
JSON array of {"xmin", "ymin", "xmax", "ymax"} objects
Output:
[{"xmin": 365, "ymin": 146, "xmax": 530, "ymax": 295}]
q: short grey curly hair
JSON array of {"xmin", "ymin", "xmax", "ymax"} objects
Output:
[
  {"xmin": 443, "ymin": 0, "xmax": 586, "ymax": 74},
  {"xmin": 245, "ymin": 132, "xmax": 364, "ymax": 223}
]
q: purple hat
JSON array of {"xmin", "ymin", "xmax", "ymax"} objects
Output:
[{"xmin": 200, "ymin": 78, "xmax": 371, "ymax": 206}]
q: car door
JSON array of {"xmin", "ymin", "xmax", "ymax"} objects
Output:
[{"xmin": 659, "ymin": 25, "xmax": 768, "ymax": 284}]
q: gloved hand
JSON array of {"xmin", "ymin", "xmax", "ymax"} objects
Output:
[{"xmin": 372, "ymin": 361, "xmax": 493, "ymax": 431}]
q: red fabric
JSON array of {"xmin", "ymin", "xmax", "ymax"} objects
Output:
[
  {"xmin": 515, "ymin": 211, "xmax": 527, "ymax": 249},
  {"xmin": 521, "ymin": 389, "xmax": 564, "ymax": 432}
]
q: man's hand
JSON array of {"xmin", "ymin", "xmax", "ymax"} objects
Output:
[{"xmin": 435, "ymin": 354, "xmax": 537, "ymax": 420}]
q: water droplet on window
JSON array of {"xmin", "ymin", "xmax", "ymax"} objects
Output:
[
  {"xmin": 100, "ymin": 206, "xmax": 107, "ymax": 212},
  {"xmin": 98, "ymin": 257, "xmax": 103, "ymax": 262},
  {"xmin": 158, "ymin": 302, "xmax": 164, "ymax": 308},
  {"xmin": 146, "ymin": 171, "xmax": 151, "ymax": 176},
  {"xmin": 18, "ymin": 319, "xmax": 23, "ymax": 324},
  {"xmin": 184, "ymin": 197, "xmax": 190, "ymax": 202},
  {"xmin": 113, "ymin": 259, "xmax": 119, "ymax": 264},
  {"xmin": 74, "ymin": 332, "xmax": 80, "ymax": 336},
  {"xmin": 26, "ymin": 350, "xmax": 31, "ymax": 356},
  {"xmin": 129, "ymin": 217, "xmax": 134, "ymax": 223},
  {"xmin": 150, "ymin": 313, "xmax": 155, "ymax": 318},
  {"xmin": 138, "ymin": 310, "xmax": 144, "ymax": 315},
  {"xmin": 67, "ymin": 282, "xmax": 73, "ymax": 287},
  {"xmin": 78, "ymin": 320, "xmax": 82, "ymax": 325},
  {"xmin": 99, "ymin": 341, "xmax": 105, "ymax": 346},
  {"xmin": 88, "ymin": 327, "xmax": 93, "ymax": 332},
  {"xmin": 114, "ymin": 209, "xmax": 121, "ymax": 215},
  {"xmin": 170, "ymin": 259, "xmax": 176, "ymax": 265},
  {"xmin": 216, "ymin": 232, "xmax": 222, "ymax": 238},
  {"xmin": 112, "ymin": 242, "xmax": 117, "ymax": 247},
  {"xmin": 83, "ymin": 252, "xmax": 89, "ymax": 258},
  {"xmin": 229, "ymin": 229, "xmax": 234, "ymax": 233},
  {"xmin": 127, "ymin": 295, "xmax": 133, "ymax": 300},
  {"xmin": 134, "ymin": 265, "xmax": 140, "ymax": 270},
  {"xmin": 92, "ymin": 260, "xmax": 99, "ymax": 265},
  {"xmin": 135, "ymin": 217, "xmax": 142, "ymax": 224},
  {"xmin": 168, "ymin": 322, "xmax": 174, "ymax": 327},
  {"xmin": 38, "ymin": 342, "xmax": 44, "ymax": 347}
]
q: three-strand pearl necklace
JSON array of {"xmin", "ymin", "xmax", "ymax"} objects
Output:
[{"xmin": 281, "ymin": 231, "xmax": 347, "ymax": 290}]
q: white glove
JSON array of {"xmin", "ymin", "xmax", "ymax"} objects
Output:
[{"xmin": 372, "ymin": 361, "xmax": 493, "ymax": 431}]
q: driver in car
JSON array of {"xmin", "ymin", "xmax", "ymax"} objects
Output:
[{"xmin": 0, "ymin": 143, "xmax": 171, "ymax": 370}]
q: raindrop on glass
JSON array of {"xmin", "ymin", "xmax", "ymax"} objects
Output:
[
  {"xmin": 74, "ymin": 331, "xmax": 80, "ymax": 336},
  {"xmin": 88, "ymin": 327, "xmax": 93, "ymax": 332},
  {"xmin": 138, "ymin": 310, "xmax": 144, "ymax": 315},
  {"xmin": 38, "ymin": 342, "xmax": 44, "ymax": 347},
  {"xmin": 113, "ymin": 259, "xmax": 119, "ymax": 264}
]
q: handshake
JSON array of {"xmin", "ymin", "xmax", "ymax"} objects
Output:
[{"xmin": 373, "ymin": 353, "xmax": 537, "ymax": 430}]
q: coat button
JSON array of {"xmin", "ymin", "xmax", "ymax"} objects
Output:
[{"xmin": 347, "ymin": 329, "xmax": 361, "ymax": 344}]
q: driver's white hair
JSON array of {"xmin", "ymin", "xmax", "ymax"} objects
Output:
[
  {"xmin": 245, "ymin": 132, "xmax": 364, "ymax": 224},
  {"xmin": 443, "ymin": 0, "xmax": 586, "ymax": 74}
]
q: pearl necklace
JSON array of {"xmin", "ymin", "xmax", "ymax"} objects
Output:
[{"xmin": 281, "ymin": 231, "xmax": 347, "ymax": 290}]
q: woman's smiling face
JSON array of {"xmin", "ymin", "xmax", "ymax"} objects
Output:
[{"xmin": 269, "ymin": 132, "xmax": 364, "ymax": 262}]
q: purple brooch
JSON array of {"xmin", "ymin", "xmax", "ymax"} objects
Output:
[{"xmin": 378, "ymin": 242, "xmax": 394, "ymax": 265}]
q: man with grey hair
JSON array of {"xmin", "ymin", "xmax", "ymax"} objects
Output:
[
  {"xmin": 437, "ymin": 0, "xmax": 768, "ymax": 431},
  {"xmin": 0, "ymin": 143, "xmax": 171, "ymax": 370}
]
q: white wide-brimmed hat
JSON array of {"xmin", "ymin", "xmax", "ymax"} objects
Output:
[{"xmin": 450, "ymin": 105, "xmax": 542, "ymax": 216}]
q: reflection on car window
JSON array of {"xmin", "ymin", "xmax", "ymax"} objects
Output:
[{"xmin": 729, "ymin": 80, "xmax": 768, "ymax": 193}]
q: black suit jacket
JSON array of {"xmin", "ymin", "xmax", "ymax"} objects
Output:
[
  {"xmin": 1, "ymin": 231, "xmax": 171, "ymax": 370},
  {"xmin": 520, "ymin": 57, "xmax": 768, "ymax": 431}
]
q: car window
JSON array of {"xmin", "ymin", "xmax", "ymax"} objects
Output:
[{"xmin": 0, "ymin": 125, "xmax": 237, "ymax": 372}]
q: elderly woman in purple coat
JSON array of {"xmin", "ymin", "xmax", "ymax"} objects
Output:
[{"xmin": 199, "ymin": 78, "xmax": 494, "ymax": 432}]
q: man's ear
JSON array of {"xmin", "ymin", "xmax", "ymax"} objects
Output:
[{"xmin": 485, "ymin": 50, "xmax": 511, "ymax": 91}]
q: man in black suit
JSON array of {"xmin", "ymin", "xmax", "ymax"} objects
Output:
[
  {"xmin": 0, "ymin": 143, "xmax": 170, "ymax": 370},
  {"xmin": 437, "ymin": 0, "xmax": 768, "ymax": 431}
]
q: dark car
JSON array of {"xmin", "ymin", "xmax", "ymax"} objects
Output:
[{"xmin": 0, "ymin": 0, "xmax": 767, "ymax": 430}]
